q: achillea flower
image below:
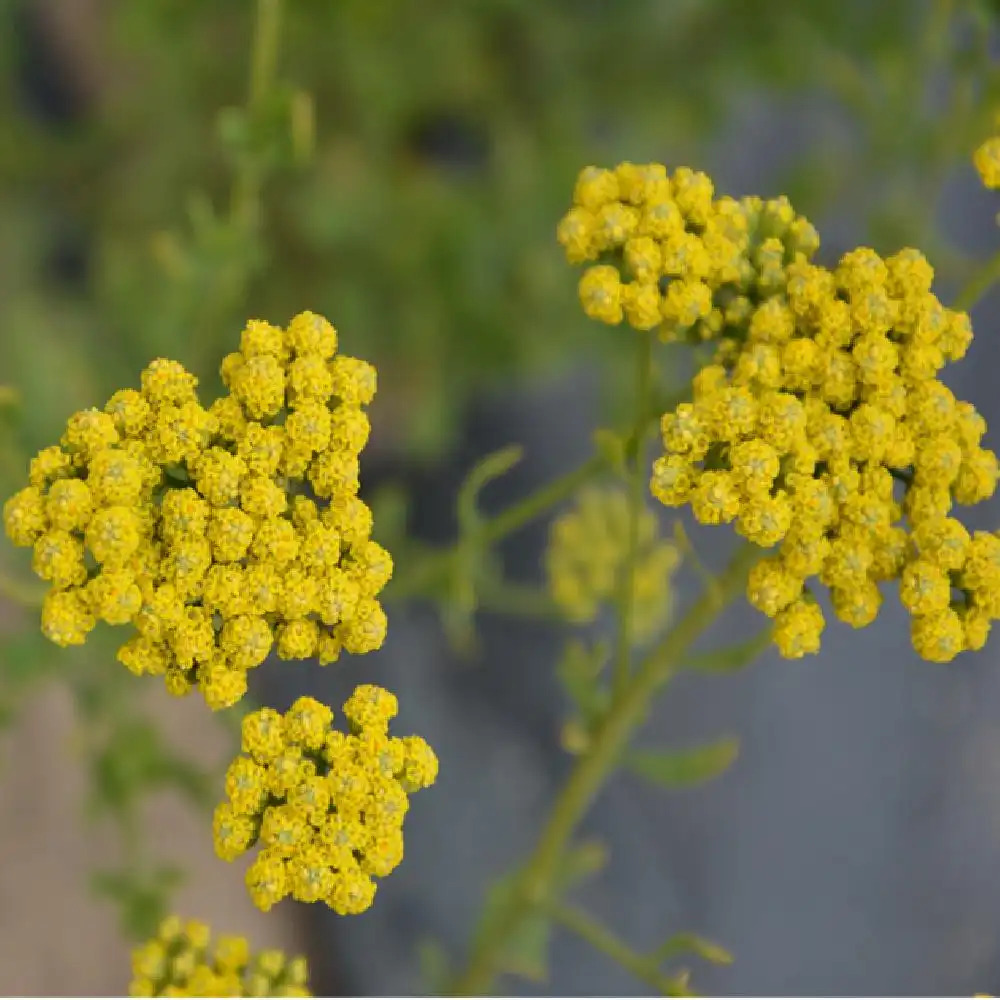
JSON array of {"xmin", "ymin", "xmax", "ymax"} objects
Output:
[
  {"xmin": 974, "ymin": 119, "xmax": 1000, "ymax": 190},
  {"xmin": 544, "ymin": 486, "xmax": 681, "ymax": 642},
  {"xmin": 128, "ymin": 916, "xmax": 310, "ymax": 997},
  {"xmin": 214, "ymin": 689, "xmax": 437, "ymax": 915},
  {"xmin": 558, "ymin": 162, "xmax": 819, "ymax": 344},
  {"xmin": 3, "ymin": 312, "xmax": 391, "ymax": 709},
  {"xmin": 561, "ymin": 162, "xmax": 999, "ymax": 662}
]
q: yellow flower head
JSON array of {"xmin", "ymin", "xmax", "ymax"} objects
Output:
[
  {"xmin": 214, "ymin": 686, "xmax": 437, "ymax": 916},
  {"xmin": 556, "ymin": 164, "xmax": 997, "ymax": 663},
  {"xmin": 3, "ymin": 312, "xmax": 391, "ymax": 710},
  {"xmin": 974, "ymin": 134, "xmax": 1000, "ymax": 190},
  {"xmin": 128, "ymin": 916, "xmax": 310, "ymax": 997},
  {"xmin": 563, "ymin": 167, "xmax": 820, "ymax": 344},
  {"xmin": 545, "ymin": 485, "xmax": 681, "ymax": 643}
]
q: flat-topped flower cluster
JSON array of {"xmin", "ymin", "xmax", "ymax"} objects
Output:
[
  {"xmin": 129, "ymin": 916, "xmax": 310, "ymax": 997},
  {"xmin": 3, "ymin": 312, "xmax": 392, "ymax": 708},
  {"xmin": 215, "ymin": 689, "xmax": 438, "ymax": 915},
  {"xmin": 545, "ymin": 486, "xmax": 681, "ymax": 642},
  {"xmin": 559, "ymin": 164, "xmax": 999, "ymax": 662}
]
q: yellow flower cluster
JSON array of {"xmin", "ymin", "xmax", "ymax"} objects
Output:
[
  {"xmin": 556, "ymin": 162, "xmax": 819, "ymax": 342},
  {"xmin": 613, "ymin": 166, "xmax": 997, "ymax": 662},
  {"xmin": 213, "ymin": 688, "xmax": 438, "ymax": 915},
  {"xmin": 974, "ymin": 116, "xmax": 1000, "ymax": 190},
  {"xmin": 545, "ymin": 486, "xmax": 681, "ymax": 642},
  {"xmin": 129, "ymin": 916, "xmax": 309, "ymax": 997},
  {"xmin": 3, "ymin": 312, "xmax": 391, "ymax": 709}
]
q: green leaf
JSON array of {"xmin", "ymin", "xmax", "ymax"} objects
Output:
[
  {"xmin": 650, "ymin": 931, "xmax": 734, "ymax": 967},
  {"xmin": 90, "ymin": 724, "xmax": 156, "ymax": 819},
  {"xmin": 88, "ymin": 718, "xmax": 214, "ymax": 819},
  {"xmin": 457, "ymin": 444, "xmax": 524, "ymax": 533},
  {"xmin": 216, "ymin": 85, "xmax": 307, "ymax": 173},
  {"xmin": 501, "ymin": 908, "xmax": 550, "ymax": 982},
  {"xmin": 554, "ymin": 839, "xmax": 609, "ymax": 892},
  {"xmin": 92, "ymin": 864, "xmax": 184, "ymax": 942},
  {"xmin": 556, "ymin": 639, "xmax": 610, "ymax": 724},
  {"xmin": 473, "ymin": 875, "xmax": 551, "ymax": 983},
  {"xmin": 683, "ymin": 628, "xmax": 773, "ymax": 674},
  {"xmin": 150, "ymin": 755, "xmax": 215, "ymax": 812},
  {"xmin": 628, "ymin": 737, "xmax": 739, "ymax": 789}
]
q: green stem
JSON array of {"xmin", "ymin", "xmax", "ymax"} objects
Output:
[
  {"xmin": 385, "ymin": 455, "xmax": 607, "ymax": 602},
  {"xmin": 250, "ymin": 0, "xmax": 282, "ymax": 106},
  {"xmin": 542, "ymin": 899, "xmax": 691, "ymax": 997},
  {"xmin": 483, "ymin": 454, "xmax": 606, "ymax": 547},
  {"xmin": 612, "ymin": 333, "xmax": 654, "ymax": 699},
  {"xmin": 189, "ymin": 0, "xmax": 285, "ymax": 370},
  {"xmin": 231, "ymin": 0, "xmax": 283, "ymax": 231},
  {"xmin": 386, "ymin": 386, "xmax": 690, "ymax": 604},
  {"xmin": 954, "ymin": 246, "xmax": 1000, "ymax": 313},
  {"xmin": 448, "ymin": 541, "xmax": 759, "ymax": 995},
  {"xmin": 476, "ymin": 579, "xmax": 563, "ymax": 620}
]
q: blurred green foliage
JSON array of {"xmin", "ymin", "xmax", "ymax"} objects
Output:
[
  {"xmin": 627, "ymin": 736, "xmax": 740, "ymax": 788},
  {"xmin": 2, "ymin": 0, "xmax": 997, "ymax": 459},
  {"xmin": 0, "ymin": 0, "xmax": 998, "ymax": 952}
]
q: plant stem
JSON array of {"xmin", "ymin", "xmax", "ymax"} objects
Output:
[
  {"xmin": 385, "ymin": 455, "xmax": 607, "ymax": 601},
  {"xmin": 250, "ymin": 0, "xmax": 282, "ymax": 106},
  {"xmin": 231, "ymin": 0, "xmax": 283, "ymax": 231},
  {"xmin": 480, "ymin": 385, "xmax": 685, "ymax": 549},
  {"xmin": 476, "ymin": 579, "xmax": 563, "ymax": 620},
  {"xmin": 190, "ymin": 0, "xmax": 285, "ymax": 371},
  {"xmin": 448, "ymin": 541, "xmax": 759, "ymax": 995},
  {"xmin": 386, "ymin": 386, "xmax": 691, "ymax": 604},
  {"xmin": 483, "ymin": 454, "xmax": 606, "ymax": 546},
  {"xmin": 542, "ymin": 898, "xmax": 691, "ymax": 996},
  {"xmin": 954, "ymin": 246, "xmax": 1000, "ymax": 313},
  {"xmin": 612, "ymin": 333, "xmax": 654, "ymax": 699}
]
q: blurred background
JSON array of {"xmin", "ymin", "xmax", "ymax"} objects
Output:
[{"xmin": 2, "ymin": 0, "xmax": 1000, "ymax": 994}]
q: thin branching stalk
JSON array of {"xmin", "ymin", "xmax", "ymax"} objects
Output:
[
  {"xmin": 954, "ymin": 247, "xmax": 1000, "ymax": 313},
  {"xmin": 448, "ymin": 541, "xmax": 759, "ymax": 995},
  {"xmin": 542, "ymin": 898, "xmax": 691, "ymax": 996},
  {"xmin": 612, "ymin": 333, "xmax": 654, "ymax": 700}
]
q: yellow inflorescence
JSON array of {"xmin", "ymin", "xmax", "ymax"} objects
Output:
[
  {"xmin": 545, "ymin": 486, "xmax": 681, "ymax": 642},
  {"xmin": 974, "ymin": 114, "xmax": 1000, "ymax": 190},
  {"xmin": 213, "ymin": 688, "xmax": 438, "ymax": 916},
  {"xmin": 568, "ymin": 161, "xmax": 1000, "ymax": 662},
  {"xmin": 557, "ymin": 162, "xmax": 819, "ymax": 342},
  {"xmin": 129, "ymin": 916, "xmax": 310, "ymax": 997},
  {"xmin": 3, "ymin": 313, "xmax": 392, "ymax": 709}
]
